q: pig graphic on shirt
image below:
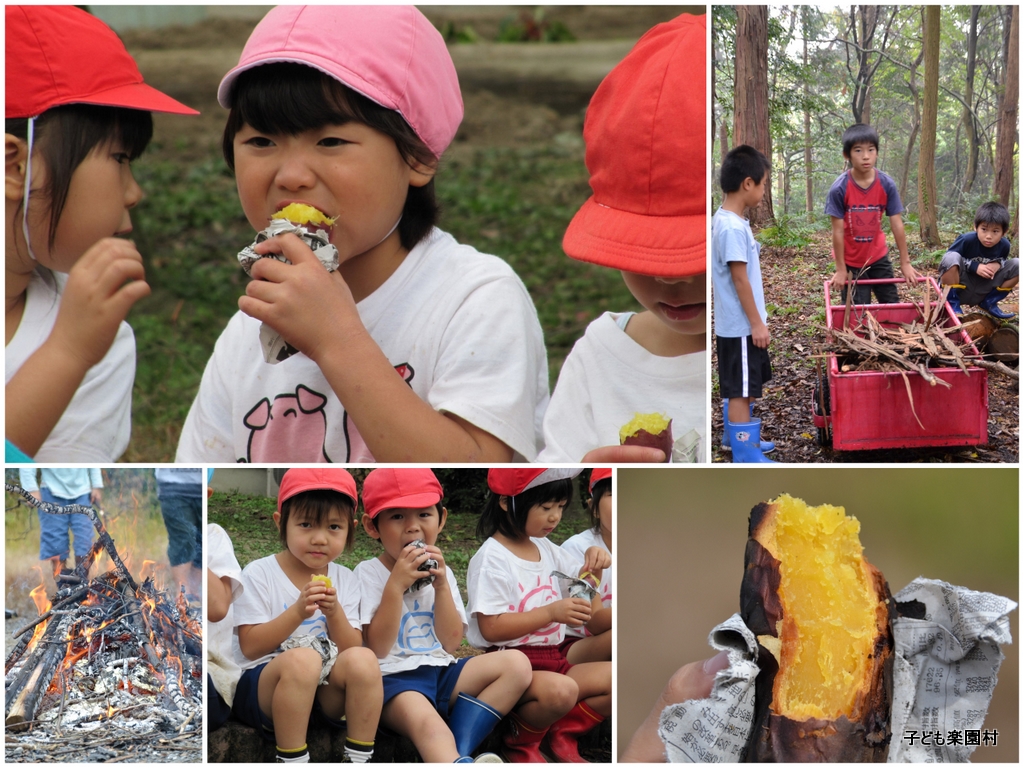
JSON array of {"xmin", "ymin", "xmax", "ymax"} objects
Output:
[{"xmin": 241, "ymin": 364, "xmax": 415, "ymax": 462}]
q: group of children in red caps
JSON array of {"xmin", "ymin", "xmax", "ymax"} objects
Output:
[
  {"xmin": 208, "ymin": 467, "xmax": 613, "ymax": 763},
  {"xmin": 6, "ymin": 5, "xmax": 705, "ymax": 465}
]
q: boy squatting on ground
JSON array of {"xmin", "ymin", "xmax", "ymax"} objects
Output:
[
  {"xmin": 712, "ymin": 145, "xmax": 776, "ymax": 464},
  {"xmin": 231, "ymin": 468, "xmax": 382, "ymax": 763},
  {"xmin": 938, "ymin": 201, "xmax": 1018, "ymax": 319},
  {"xmin": 537, "ymin": 14, "xmax": 707, "ymax": 463},
  {"xmin": 355, "ymin": 468, "xmax": 532, "ymax": 763},
  {"xmin": 825, "ymin": 123, "xmax": 920, "ymax": 304}
]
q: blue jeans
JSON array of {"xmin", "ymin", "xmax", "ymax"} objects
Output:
[
  {"xmin": 38, "ymin": 488, "xmax": 94, "ymax": 560},
  {"xmin": 157, "ymin": 485, "xmax": 202, "ymax": 569}
]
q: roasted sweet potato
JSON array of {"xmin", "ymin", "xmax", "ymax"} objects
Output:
[
  {"xmin": 740, "ymin": 495, "xmax": 895, "ymax": 762},
  {"xmin": 619, "ymin": 412, "xmax": 673, "ymax": 459}
]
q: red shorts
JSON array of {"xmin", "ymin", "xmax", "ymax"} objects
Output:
[{"xmin": 498, "ymin": 639, "xmax": 579, "ymax": 675}]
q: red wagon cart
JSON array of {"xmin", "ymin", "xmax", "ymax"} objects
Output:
[{"xmin": 812, "ymin": 277, "xmax": 988, "ymax": 450}]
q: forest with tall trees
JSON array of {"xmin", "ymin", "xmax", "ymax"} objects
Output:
[
  {"xmin": 712, "ymin": 5, "xmax": 1018, "ymax": 464},
  {"xmin": 713, "ymin": 5, "xmax": 1018, "ymax": 236}
]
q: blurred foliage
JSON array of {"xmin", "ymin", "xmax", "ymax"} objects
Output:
[{"xmin": 498, "ymin": 8, "xmax": 576, "ymax": 43}]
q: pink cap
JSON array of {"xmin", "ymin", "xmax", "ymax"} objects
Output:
[
  {"xmin": 362, "ymin": 468, "xmax": 443, "ymax": 519},
  {"xmin": 6, "ymin": 5, "xmax": 199, "ymax": 119},
  {"xmin": 487, "ymin": 468, "xmax": 582, "ymax": 497},
  {"xmin": 218, "ymin": 5, "xmax": 463, "ymax": 159},
  {"xmin": 277, "ymin": 468, "xmax": 357, "ymax": 515},
  {"xmin": 589, "ymin": 468, "xmax": 612, "ymax": 492},
  {"xmin": 563, "ymin": 14, "xmax": 705, "ymax": 277}
]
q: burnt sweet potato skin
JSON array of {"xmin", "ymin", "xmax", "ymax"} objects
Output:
[
  {"xmin": 621, "ymin": 428, "xmax": 673, "ymax": 458},
  {"xmin": 740, "ymin": 501, "xmax": 896, "ymax": 763}
]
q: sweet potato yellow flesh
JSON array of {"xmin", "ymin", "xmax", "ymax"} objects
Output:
[{"xmin": 768, "ymin": 494, "xmax": 878, "ymax": 721}]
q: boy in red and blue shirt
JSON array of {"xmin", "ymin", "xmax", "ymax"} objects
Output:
[{"xmin": 824, "ymin": 123, "xmax": 920, "ymax": 304}]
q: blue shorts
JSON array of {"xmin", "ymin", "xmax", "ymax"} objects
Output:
[
  {"xmin": 382, "ymin": 657, "xmax": 470, "ymax": 716},
  {"xmin": 209, "ymin": 673, "xmax": 233, "ymax": 731},
  {"xmin": 38, "ymin": 489, "xmax": 94, "ymax": 560},
  {"xmin": 156, "ymin": 486, "xmax": 202, "ymax": 569},
  {"xmin": 233, "ymin": 661, "xmax": 347, "ymax": 742}
]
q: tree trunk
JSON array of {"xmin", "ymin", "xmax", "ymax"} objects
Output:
[
  {"xmin": 900, "ymin": 28, "xmax": 925, "ymax": 203},
  {"xmin": 962, "ymin": 6, "xmax": 980, "ymax": 193},
  {"xmin": 993, "ymin": 6, "xmax": 1017, "ymax": 207},
  {"xmin": 734, "ymin": 5, "xmax": 774, "ymax": 227},
  {"xmin": 918, "ymin": 6, "xmax": 940, "ymax": 247},
  {"xmin": 803, "ymin": 6, "xmax": 813, "ymax": 216}
]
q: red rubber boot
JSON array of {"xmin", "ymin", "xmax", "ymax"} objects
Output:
[
  {"xmin": 542, "ymin": 701, "xmax": 604, "ymax": 763},
  {"xmin": 502, "ymin": 712, "xmax": 549, "ymax": 763}
]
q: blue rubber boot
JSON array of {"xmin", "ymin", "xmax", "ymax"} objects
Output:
[
  {"xmin": 978, "ymin": 287, "xmax": 1016, "ymax": 319},
  {"xmin": 449, "ymin": 693, "xmax": 503, "ymax": 763},
  {"xmin": 721, "ymin": 400, "xmax": 775, "ymax": 453},
  {"xmin": 946, "ymin": 286, "xmax": 964, "ymax": 315},
  {"xmin": 728, "ymin": 418, "xmax": 776, "ymax": 463}
]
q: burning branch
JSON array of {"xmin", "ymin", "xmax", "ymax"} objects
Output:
[
  {"xmin": 5, "ymin": 484, "xmax": 137, "ymax": 591},
  {"xmin": 4, "ymin": 485, "xmax": 201, "ymax": 737}
]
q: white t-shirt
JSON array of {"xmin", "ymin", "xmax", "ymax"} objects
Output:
[
  {"xmin": 208, "ymin": 524, "xmax": 243, "ymax": 704},
  {"xmin": 466, "ymin": 536, "xmax": 583, "ymax": 649},
  {"xmin": 354, "ymin": 557, "xmax": 467, "ymax": 676},
  {"xmin": 232, "ymin": 555, "xmax": 360, "ymax": 671},
  {"xmin": 560, "ymin": 528, "xmax": 612, "ymax": 639},
  {"xmin": 537, "ymin": 312, "xmax": 706, "ymax": 462},
  {"xmin": 175, "ymin": 228, "xmax": 548, "ymax": 463},
  {"xmin": 5, "ymin": 271, "xmax": 135, "ymax": 461}
]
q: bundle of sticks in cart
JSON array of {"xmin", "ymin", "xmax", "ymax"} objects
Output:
[{"xmin": 4, "ymin": 484, "xmax": 201, "ymax": 752}]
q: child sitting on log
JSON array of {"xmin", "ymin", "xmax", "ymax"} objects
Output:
[
  {"xmin": 232, "ymin": 468, "xmax": 382, "ymax": 763},
  {"xmin": 938, "ymin": 201, "xmax": 1018, "ymax": 319},
  {"xmin": 355, "ymin": 468, "xmax": 532, "ymax": 763},
  {"xmin": 208, "ymin": 521, "xmax": 242, "ymax": 732}
]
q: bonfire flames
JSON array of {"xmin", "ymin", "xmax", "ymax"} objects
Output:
[{"xmin": 4, "ymin": 484, "xmax": 201, "ymax": 756}]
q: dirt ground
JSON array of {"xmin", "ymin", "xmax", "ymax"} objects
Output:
[
  {"xmin": 711, "ymin": 232, "xmax": 1020, "ymax": 463},
  {"xmin": 121, "ymin": 7, "xmax": 698, "ymax": 164}
]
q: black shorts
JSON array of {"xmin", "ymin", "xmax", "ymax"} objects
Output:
[
  {"xmin": 842, "ymin": 256, "xmax": 898, "ymax": 304},
  {"xmin": 717, "ymin": 335, "xmax": 772, "ymax": 399}
]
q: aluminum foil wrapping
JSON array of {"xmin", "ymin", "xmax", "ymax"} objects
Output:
[
  {"xmin": 279, "ymin": 634, "xmax": 339, "ymax": 685},
  {"xmin": 552, "ymin": 570, "xmax": 599, "ymax": 601},
  {"xmin": 407, "ymin": 539, "xmax": 437, "ymax": 593},
  {"xmin": 237, "ymin": 218, "xmax": 340, "ymax": 275},
  {"xmin": 656, "ymin": 578, "xmax": 1016, "ymax": 763},
  {"xmin": 238, "ymin": 218, "xmax": 341, "ymax": 364}
]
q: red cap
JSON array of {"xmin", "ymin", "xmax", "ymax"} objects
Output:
[
  {"xmin": 589, "ymin": 468, "xmax": 612, "ymax": 492},
  {"xmin": 362, "ymin": 468, "xmax": 443, "ymax": 519},
  {"xmin": 563, "ymin": 13, "xmax": 705, "ymax": 277},
  {"xmin": 277, "ymin": 468, "xmax": 357, "ymax": 515},
  {"xmin": 487, "ymin": 468, "xmax": 583, "ymax": 497},
  {"xmin": 6, "ymin": 6, "xmax": 199, "ymax": 119}
]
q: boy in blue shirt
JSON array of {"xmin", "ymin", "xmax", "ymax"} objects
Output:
[
  {"xmin": 712, "ymin": 146, "xmax": 775, "ymax": 463},
  {"xmin": 938, "ymin": 201, "xmax": 1018, "ymax": 318}
]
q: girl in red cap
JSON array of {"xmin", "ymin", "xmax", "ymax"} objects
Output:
[
  {"xmin": 467, "ymin": 468, "xmax": 612, "ymax": 762},
  {"xmin": 5, "ymin": 6, "xmax": 197, "ymax": 461},
  {"xmin": 537, "ymin": 14, "xmax": 707, "ymax": 464},
  {"xmin": 558, "ymin": 469, "xmax": 612, "ymax": 664},
  {"xmin": 232, "ymin": 468, "xmax": 382, "ymax": 763},
  {"xmin": 175, "ymin": 5, "xmax": 548, "ymax": 465}
]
